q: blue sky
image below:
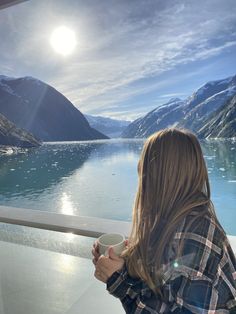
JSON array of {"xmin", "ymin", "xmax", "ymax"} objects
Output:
[{"xmin": 0, "ymin": 0, "xmax": 236, "ymax": 120}]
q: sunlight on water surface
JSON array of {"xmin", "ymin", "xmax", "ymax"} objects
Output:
[{"xmin": 0, "ymin": 139, "xmax": 235, "ymax": 234}]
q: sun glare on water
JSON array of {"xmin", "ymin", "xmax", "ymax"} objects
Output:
[{"xmin": 50, "ymin": 26, "xmax": 77, "ymax": 56}]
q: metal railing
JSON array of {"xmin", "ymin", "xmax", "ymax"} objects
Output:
[
  {"xmin": 0, "ymin": 205, "xmax": 235, "ymax": 254},
  {"xmin": 0, "ymin": 205, "xmax": 130, "ymax": 238}
]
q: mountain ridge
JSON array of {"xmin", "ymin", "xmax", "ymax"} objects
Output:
[
  {"xmin": 122, "ymin": 75, "xmax": 236, "ymax": 138},
  {"xmin": 198, "ymin": 95, "xmax": 236, "ymax": 138},
  {"xmin": 0, "ymin": 75, "xmax": 108, "ymax": 142}
]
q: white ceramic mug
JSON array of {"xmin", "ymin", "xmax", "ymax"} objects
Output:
[{"xmin": 98, "ymin": 233, "xmax": 126, "ymax": 256}]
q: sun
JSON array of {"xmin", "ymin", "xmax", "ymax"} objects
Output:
[{"xmin": 50, "ymin": 26, "xmax": 76, "ymax": 56}]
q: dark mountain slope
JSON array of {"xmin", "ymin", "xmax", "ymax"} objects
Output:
[
  {"xmin": 0, "ymin": 112, "xmax": 41, "ymax": 147},
  {"xmin": 198, "ymin": 95, "xmax": 236, "ymax": 138},
  {"xmin": 0, "ymin": 75, "xmax": 108, "ymax": 141}
]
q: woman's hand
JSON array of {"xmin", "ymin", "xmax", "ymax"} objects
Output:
[
  {"xmin": 94, "ymin": 247, "xmax": 125, "ymax": 283},
  {"xmin": 92, "ymin": 241, "xmax": 100, "ymax": 266}
]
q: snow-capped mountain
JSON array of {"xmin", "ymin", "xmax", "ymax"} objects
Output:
[
  {"xmin": 0, "ymin": 75, "xmax": 108, "ymax": 141},
  {"xmin": 122, "ymin": 75, "xmax": 236, "ymax": 138},
  {"xmin": 122, "ymin": 98, "xmax": 186, "ymax": 138},
  {"xmin": 198, "ymin": 95, "xmax": 236, "ymax": 138},
  {"xmin": 186, "ymin": 76, "xmax": 236, "ymax": 110},
  {"xmin": 179, "ymin": 76, "xmax": 236, "ymax": 131},
  {"xmin": 85, "ymin": 114, "xmax": 131, "ymax": 138}
]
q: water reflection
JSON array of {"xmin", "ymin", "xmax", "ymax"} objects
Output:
[
  {"xmin": 0, "ymin": 139, "xmax": 235, "ymax": 234},
  {"xmin": 201, "ymin": 140, "xmax": 236, "ymax": 181},
  {"xmin": 0, "ymin": 143, "xmax": 99, "ymax": 197},
  {"xmin": 60, "ymin": 192, "xmax": 75, "ymax": 215},
  {"xmin": 201, "ymin": 140, "xmax": 236, "ymax": 235}
]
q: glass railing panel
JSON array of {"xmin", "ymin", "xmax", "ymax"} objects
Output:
[
  {"xmin": 0, "ymin": 222, "xmax": 94, "ymax": 258},
  {"xmin": 0, "ymin": 225, "xmax": 123, "ymax": 314}
]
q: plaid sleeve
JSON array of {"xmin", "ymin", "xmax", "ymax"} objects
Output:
[
  {"xmin": 106, "ymin": 215, "xmax": 236, "ymax": 313},
  {"xmin": 106, "ymin": 265, "xmax": 163, "ymax": 313}
]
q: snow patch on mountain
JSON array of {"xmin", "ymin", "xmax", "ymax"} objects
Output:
[
  {"xmin": 122, "ymin": 74, "xmax": 236, "ymax": 138},
  {"xmin": 85, "ymin": 114, "xmax": 131, "ymax": 138}
]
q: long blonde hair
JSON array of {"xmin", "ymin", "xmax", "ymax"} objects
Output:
[{"xmin": 123, "ymin": 128, "xmax": 219, "ymax": 293}]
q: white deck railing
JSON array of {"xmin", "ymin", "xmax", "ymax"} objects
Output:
[
  {"xmin": 0, "ymin": 205, "xmax": 130, "ymax": 238},
  {"xmin": 0, "ymin": 205, "xmax": 235, "ymax": 254}
]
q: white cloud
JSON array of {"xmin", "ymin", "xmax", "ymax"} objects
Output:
[
  {"xmin": 159, "ymin": 93, "xmax": 186, "ymax": 99},
  {"xmin": 1, "ymin": 0, "xmax": 236, "ymax": 119},
  {"xmin": 47, "ymin": 2, "xmax": 236, "ymax": 118}
]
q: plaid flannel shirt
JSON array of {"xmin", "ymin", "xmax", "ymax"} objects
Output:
[{"xmin": 107, "ymin": 214, "xmax": 236, "ymax": 313}]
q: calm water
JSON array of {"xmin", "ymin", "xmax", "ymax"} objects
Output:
[{"xmin": 0, "ymin": 139, "xmax": 235, "ymax": 235}]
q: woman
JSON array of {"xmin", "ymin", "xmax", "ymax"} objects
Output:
[{"xmin": 92, "ymin": 128, "xmax": 236, "ymax": 313}]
